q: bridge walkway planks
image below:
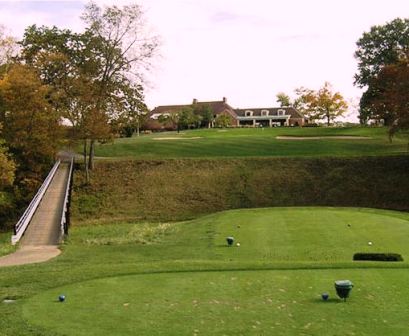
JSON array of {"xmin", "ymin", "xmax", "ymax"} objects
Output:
[{"xmin": 0, "ymin": 162, "xmax": 70, "ymax": 267}]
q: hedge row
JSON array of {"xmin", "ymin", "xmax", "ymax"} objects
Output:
[{"xmin": 353, "ymin": 253, "xmax": 403, "ymax": 262}]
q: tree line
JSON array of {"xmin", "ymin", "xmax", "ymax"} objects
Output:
[
  {"xmin": 275, "ymin": 82, "xmax": 348, "ymax": 126},
  {"xmin": 275, "ymin": 17, "xmax": 409, "ymax": 139},
  {"xmin": 157, "ymin": 104, "xmax": 232, "ymax": 132},
  {"xmin": 0, "ymin": 1, "xmax": 159, "ymax": 227},
  {"xmin": 354, "ymin": 18, "xmax": 409, "ymax": 141}
]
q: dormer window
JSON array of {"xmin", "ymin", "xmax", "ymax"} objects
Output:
[
  {"xmin": 245, "ymin": 110, "xmax": 253, "ymax": 117},
  {"xmin": 261, "ymin": 110, "xmax": 269, "ymax": 116},
  {"xmin": 277, "ymin": 109, "xmax": 286, "ymax": 116}
]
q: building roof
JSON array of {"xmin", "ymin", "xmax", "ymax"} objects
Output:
[
  {"xmin": 150, "ymin": 98, "xmax": 306, "ymax": 121},
  {"xmin": 150, "ymin": 98, "xmax": 236, "ymax": 116}
]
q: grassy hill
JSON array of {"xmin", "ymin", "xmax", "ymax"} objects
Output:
[
  {"xmin": 72, "ymin": 155, "xmax": 409, "ymax": 224},
  {"xmin": 92, "ymin": 127, "xmax": 408, "ymax": 159}
]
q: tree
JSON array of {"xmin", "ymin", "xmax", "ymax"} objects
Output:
[
  {"xmin": 354, "ymin": 18, "xmax": 409, "ymax": 123},
  {"xmin": 178, "ymin": 107, "xmax": 197, "ymax": 130},
  {"xmin": 19, "ymin": 25, "xmax": 110, "ymax": 178},
  {"xmin": 354, "ymin": 18, "xmax": 409, "ymax": 87},
  {"xmin": 275, "ymin": 89, "xmax": 311, "ymax": 115},
  {"xmin": 0, "ymin": 64, "xmax": 61, "ymax": 192},
  {"xmin": 116, "ymin": 82, "xmax": 148, "ymax": 137},
  {"xmin": 214, "ymin": 114, "xmax": 232, "ymax": 128},
  {"xmin": 157, "ymin": 107, "xmax": 200, "ymax": 132},
  {"xmin": 0, "ymin": 132, "xmax": 15, "ymax": 189},
  {"xmin": 276, "ymin": 92, "xmax": 291, "ymax": 107},
  {"xmin": 363, "ymin": 60, "xmax": 409, "ymax": 145},
  {"xmin": 19, "ymin": 2, "xmax": 159, "ymax": 179},
  {"xmin": 82, "ymin": 2, "xmax": 159, "ymax": 84},
  {"xmin": 79, "ymin": 1, "xmax": 159, "ymax": 169},
  {"xmin": 0, "ymin": 25, "xmax": 18, "ymax": 74},
  {"xmin": 297, "ymin": 83, "xmax": 348, "ymax": 125},
  {"xmin": 193, "ymin": 104, "xmax": 214, "ymax": 128},
  {"xmin": 0, "ymin": 134, "xmax": 15, "ymax": 224},
  {"xmin": 293, "ymin": 87, "xmax": 314, "ymax": 113},
  {"xmin": 158, "ymin": 113, "xmax": 179, "ymax": 131}
]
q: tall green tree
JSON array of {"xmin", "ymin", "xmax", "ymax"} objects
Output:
[
  {"xmin": 115, "ymin": 82, "xmax": 148, "ymax": 137},
  {"xmin": 354, "ymin": 18, "xmax": 409, "ymax": 123},
  {"xmin": 214, "ymin": 114, "xmax": 232, "ymax": 128},
  {"xmin": 193, "ymin": 104, "xmax": 213, "ymax": 128},
  {"xmin": 178, "ymin": 107, "xmax": 197, "ymax": 130},
  {"xmin": 276, "ymin": 92, "xmax": 291, "ymax": 107}
]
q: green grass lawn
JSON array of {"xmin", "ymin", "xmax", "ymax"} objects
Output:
[
  {"xmin": 2, "ymin": 207, "xmax": 409, "ymax": 335},
  {"xmin": 93, "ymin": 127, "xmax": 408, "ymax": 159},
  {"xmin": 23, "ymin": 269, "xmax": 409, "ymax": 336},
  {"xmin": 0, "ymin": 232, "xmax": 15, "ymax": 257}
]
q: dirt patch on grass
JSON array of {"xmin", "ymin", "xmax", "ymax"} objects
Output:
[
  {"xmin": 153, "ymin": 137, "xmax": 202, "ymax": 141},
  {"xmin": 276, "ymin": 136, "xmax": 372, "ymax": 140}
]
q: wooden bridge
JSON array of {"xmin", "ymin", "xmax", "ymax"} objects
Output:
[{"xmin": 0, "ymin": 155, "xmax": 73, "ymax": 267}]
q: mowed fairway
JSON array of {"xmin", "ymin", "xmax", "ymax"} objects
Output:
[
  {"xmin": 15, "ymin": 208, "xmax": 409, "ymax": 336},
  {"xmin": 93, "ymin": 127, "xmax": 408, "ymax": 158}
]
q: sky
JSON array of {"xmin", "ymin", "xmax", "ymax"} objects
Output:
[{"xmin": 0, "ymin": 0, "xmax": 408, "ymax": 121}]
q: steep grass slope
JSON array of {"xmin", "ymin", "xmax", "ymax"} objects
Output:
[{"xmin": 72, "ymin": 156, "xmax": 409, "ymax": 224}]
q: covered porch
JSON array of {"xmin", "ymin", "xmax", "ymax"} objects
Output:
[{"xmin": 236, "ymin": 116, "xmax": 290, "ymax": 127}]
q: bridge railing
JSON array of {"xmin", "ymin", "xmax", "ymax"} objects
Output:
[
  {"xmin": 11, "ymin": 160, "xmax": 61, "ymax": 245},
  {"xmin": 60, "ymin": 157, "xmax": 74, "ymax": 240}
]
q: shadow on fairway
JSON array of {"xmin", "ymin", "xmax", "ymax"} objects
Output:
[{"xmin": 312, "ymin": 297, "xmax": 350, "ymax": 304}]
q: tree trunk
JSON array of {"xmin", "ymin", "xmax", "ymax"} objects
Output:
[
  {"xmin": 83, "ymin": 139, "xmax": 90, "ymax": 184},
  {"xmin": 88, "ymin": 139, "xmax": 95, "ymax": 170},
  {"xmin": 136, "ymin": 120, "xmax": 140, "ymax": 137}
]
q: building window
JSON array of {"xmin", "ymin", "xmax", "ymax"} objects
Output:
[
  {"xmin": 245, "ymin": 110, "xmax": 253, "ymax": 117},
  {"xmin": 277, "ymin": 109, "xmax": 286, "ymax": 116},
  {"xmin": 261, "ymin": 110, "xmax": 269, "ymax": 116}
]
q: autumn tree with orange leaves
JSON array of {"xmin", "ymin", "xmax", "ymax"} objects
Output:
[
  {"xmin": 296, "ymin": 82, "xmax": 348, "ymax": 126},
  {"xmin": 0, "ymin": 64, "xmax": 62, "ymax": 193}
]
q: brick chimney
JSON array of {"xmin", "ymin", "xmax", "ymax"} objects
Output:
[
  {"xmin": 222, "ymin": 97, "xmax": 227, "ymax": 103},
  {"xmin": 192, "ymin": 98, "xmax": 198, "ymax": 104}
]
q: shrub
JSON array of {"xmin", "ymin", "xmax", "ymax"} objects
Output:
[{"xmin": 353, "ymin": 253, "xmax": 403, "ymax": 262}]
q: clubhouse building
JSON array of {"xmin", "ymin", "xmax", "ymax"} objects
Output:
[{"xmin": 147, "ymin": 97, "xmax": 307, "ymax": 130}]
